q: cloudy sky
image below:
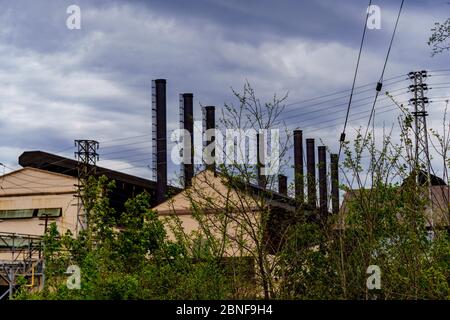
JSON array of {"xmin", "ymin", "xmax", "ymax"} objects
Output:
[{"xmin": 0, "ymin": 0, "xmax": 449, "ymax": 187}]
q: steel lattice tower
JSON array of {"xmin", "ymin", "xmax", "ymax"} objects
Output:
[
  {"xmin": 74, "ymin": 139, "xmax": 99, "ymax": 233},
  {"xmin": 408, "ymin": 71, "xmax": 432, "ymax": 205}
]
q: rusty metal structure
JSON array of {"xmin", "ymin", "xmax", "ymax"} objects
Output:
[{"xmin": 0, "ymin": 232, "xmax": 44, "ymax": 299}]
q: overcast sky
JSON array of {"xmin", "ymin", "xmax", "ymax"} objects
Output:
[{"xmin": 0, "ymin": 0, "xmax": 449, "ymax": 187}]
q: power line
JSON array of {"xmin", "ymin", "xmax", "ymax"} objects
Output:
[
  {"xmin": 281, "ymin": 80, "xmax": 408, "ymax": 117},
  {"xmin": 90, "ymin": 75, "xmax": 450, "ymax": 153},
  {"xmin": 100, "ymin": 133, "xmax": 149, "ymax": 145},
  {"xmin": 287, "ymin": 99, "xmax": 408, "ymax": 133},
  {"xmin": 284, "ymin": 74, "xmax": 407, "ymax": 107},
  {"xmin": 361, "ymin": 0, "xmax": 405, "ymax": 148},
  {"xmin": 100, "ymin": 139, "xmax": 152, "ymax": 150},
  {"xmin": 280, "ymin": 88, "xmax": 408, "ymax": 124},
  {"xmin": 0, "ymin": 164, "xmax": 76, "ymax": 187},
  {"xmin": 338, "ymin": 0, "xmax": 372, "ymax": 156}
]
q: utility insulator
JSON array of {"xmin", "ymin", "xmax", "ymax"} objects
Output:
[
  {"xmin": 409, "ymin": 86, "xmax": 419, "ymax": 93},
  {"xmin": 376, "ymin": 82, "xmax": 382, "ymax": 92},
  {"xmin": 409, "ymin": 84, "xmax": 428, "ymax": 93}
]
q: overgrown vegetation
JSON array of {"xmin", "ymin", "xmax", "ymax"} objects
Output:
[
  {"xmin": 15, "ymin": 176, "xmax": 234, "ymax": 300},
  {"xmin": 14, "ymin": 86, "xmax": 450, "ymax": 300}
]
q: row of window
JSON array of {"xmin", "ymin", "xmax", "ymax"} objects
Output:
[{"xmin": 0, "ymin": 208, "xmax": 62, "ymax": 219}]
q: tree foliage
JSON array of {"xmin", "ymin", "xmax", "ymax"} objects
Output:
[
  {"xmin": 429, "ymin": 18, "xmax": 450, "ymax": 56},
  {"xmin": 15, "ymin": 87, "xmax": 450, "ymax": 300}
]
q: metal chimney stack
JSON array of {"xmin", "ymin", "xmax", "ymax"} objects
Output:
[
  {"xmin": 318, "ymin": 146, "xmax": 328, "ymax": 216},
  {"xmin": 257, "ymin": 132, "xmax": 266, "ymax": 188},
  {"xmin": 294, "ymin": 130, "xmax": 304, "ymax": 204},
  {"xmin": 204, "ymin": 106, "xmax": 216, "ymax": 172},
  {"xmin": 153, "ymin": 79, "xmax": 167, "ymax": 204},
  {"xmin": 278, "ymin": 174, "xmax": 287, "ymax": 196},
  {"xmin": 306, "ymin": 138, "xmax": 316, "ymax": 207},
  {"xmin": 181, "ymin": 93, "xmax": 194, "ymax": 187},
  {"xmin": 330, "ymin": 153, "xmax": 339, "ymax": 215}
]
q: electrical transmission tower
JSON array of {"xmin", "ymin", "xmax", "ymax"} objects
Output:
[
  {"xmin": 74, "ymin": 140, "xmax": 99, "ymax": 233},
  {"xmin": 408, "ymin": 71, "xmax": 432, "ymax": 207}
]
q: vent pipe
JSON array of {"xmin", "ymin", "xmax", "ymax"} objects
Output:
[
  {"xmin": 278, "ymin": 174, "xmax": 287, "ymax": 196},
  {"xmin": 257, "ymin": 132, "xmax": 266, "ymax": 188},
  {"xmin": 153, "ymin": 79, "xmax": 167, "ymax": 204},
  {"xmin": 306, "ymin": 138, "xmax": 316, "ymax": 207},
  {"xmin": 181, "ymin": 93, "xmax": 194, "ymax": 187},
  {"xmin": 318, "ymin": 146, "xmax": 328, "ymax": 216},
  {"xmin": 294, "ymin": 130, "xmax": 304, "ymax": 204},
  {"xmin": 204, "ymin": 106, "xmax": 216, "ymax": 172},
  {"xmin": 330, "ymin": 153, "xmax": 339, "ymax": 215}
]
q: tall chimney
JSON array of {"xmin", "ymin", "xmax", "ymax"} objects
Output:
[
  {"xmin": 330, "ymin": 153, "xmax": 339, "ymax": 215},
  {"xmin": 294, "ymin": 130, "xmax": 304, "ymax": 204},
  {"xmin": 154, "ymin": 79, "xmax": 167, "ymax": 204},
  {"xmin": 318, "ymin": 146, "xmax": 328, "ymax": 216},
  {"xmin": 278, "ymin": 174, "xmax": 287, "ymax": 196},
  {"xmin": 306, "ymin": 138, "xmax": 316, "ymax": 207},
  {"xmin": 257, "ymin": 132, "xmax": 266, "ymax": 188},
  {"xmin": 204, "ymin": 106, "xmax": 215, "ymax": 172},
  {"xmin": 181, "ymin": 93, "xmax": 194, "ymax": 187}
]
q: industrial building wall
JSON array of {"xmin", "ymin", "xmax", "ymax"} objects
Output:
[
  {"xmin": 153, "ymin": 170, "xmax": 266, "ymax": 257},
  {"xmin": 0, "ymin": 167, "xmax": 78, "ymax": 238},
  {"xmin": 0, "ymin": 193, "xmax": 78, "ymax": 236}
]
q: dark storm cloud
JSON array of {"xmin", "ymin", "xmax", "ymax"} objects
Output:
[{"xmin": 0, "ymin": 0, "xmax": 448, "ymax": 182}]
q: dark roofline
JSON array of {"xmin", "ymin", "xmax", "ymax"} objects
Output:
[
  {"xmin": 402, "ymin": 170, "xmax": 447, "ymax": 187},
  {"xmin": 18, "ymin": 151, "xmax": 181, "ymax": 194}
]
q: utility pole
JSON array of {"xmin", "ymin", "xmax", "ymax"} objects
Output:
[
  {"xmin": 74, "ymin": 139, "xmax": 99, "ymax": 233},
  {"xmin": 408, "ymin": 71, "xmax": 433, "ymax": 221}
]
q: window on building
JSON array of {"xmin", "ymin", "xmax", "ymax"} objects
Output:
[
  {"xmin": 37, "ymin": 208, "xmax": 61, "ymax": 218},
  {"xmin": 0, "ymin": 208, "xmax": 62, "ymax": 219},
  {"xmin": 0, "ymin": 209, "xmax": 34, "ymax": 219}
]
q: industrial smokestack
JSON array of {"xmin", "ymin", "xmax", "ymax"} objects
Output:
[
  {"xmin": 153, "ymin": 79, "xmax": 167, "ymax": 204},
  {"xmin": 306, "ymin": 138, "xmax": 316, "ymax": 207},
  {"xmin": 181, "ymin": 93, "xmax": 194, "ymax": 187},
  {"xmin": 278, "ymin": 174, "xmax": 287, "ymax": 196},
  {"xmin": 257, "ymin": 132, "xmax": 266, "ymax": 188},
  {"xmin": 330, "ymin": 153, "xmax": 339, "ymax": 215},
  {"xmin": 318, "ymin": 146, "xmax": 328, "ymax": 216},
  {"xmin": 294, "ymin": 130, "xmax": 304, "ymax": 204},
  {"xmin": 204, "ymin": 106, "xmax": 215, "ymax": 172}
]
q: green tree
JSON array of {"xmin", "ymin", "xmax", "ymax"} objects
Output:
[{"xmin": 429, "ymin": 18, "xmax": 450, "ymax": 56}]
